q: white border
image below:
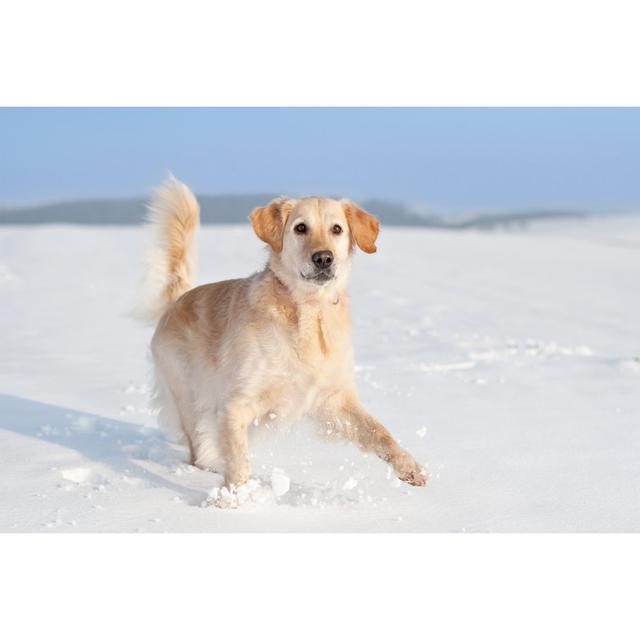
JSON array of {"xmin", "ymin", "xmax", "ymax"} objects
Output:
[
  {"xmin": 1, "ymin": 534, "xmax": 639, "ymax": 639},
  {"xmin": 2, "ymin": 1, "xmax": 640, "ymax": 635},
  {"xmin": 1, "ymin": 0, "xmax": 640, "ymax": 105}
]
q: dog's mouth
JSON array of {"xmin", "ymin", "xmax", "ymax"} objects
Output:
[{"xmin": 300, "ymin": 271, "xmax": 335, "ymax": 285}]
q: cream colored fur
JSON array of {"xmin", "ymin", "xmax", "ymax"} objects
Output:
[
  {"xmin": 133, "ymin": 176, "xmax": 200, "ymax": 325},
  {"xmin": 138, "ymin": 178, "xmax": 427, "ymax": 503}
]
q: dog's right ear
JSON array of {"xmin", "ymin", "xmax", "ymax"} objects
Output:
[{"xmin": 249, "ymin": 197, "xmax": 294, "ymax": 252}]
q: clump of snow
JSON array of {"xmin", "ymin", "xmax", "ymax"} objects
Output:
[
  {"xmin": 419, "ymin": 360, "xmax": 476, "ymax": 373},
  {"xmin": 206, "ymin": 486, "xmax": 238, "ymax": 509},
  {"xmin": 270, "ymin": 468, "xmax": 290, "ymax": 496},
  {"xmin": 123, "ymin": 383, "xmax": 151, "ymax": 395},
  {"xmin": 60, "ymin": 467, "xmax": 95, "ymax": 484},
  {"xmin": 207, "ymin": 478, "xmax": 275, "ymax": 509},
  {"xmin": 342, "ymin": 476, "xmax": 359, "ymax": 491}
]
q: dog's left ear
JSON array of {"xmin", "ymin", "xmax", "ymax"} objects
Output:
[
  {"xmin": 249, "ymin": 197, "xmax": 294, "ymax": 252},
  {"xmin": 341, "ymin": 200, "xmax": 379, "ymax": 254}
]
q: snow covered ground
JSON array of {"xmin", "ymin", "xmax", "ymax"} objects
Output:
[{"xmin": 1, "ymin": 216, "xmax": 639, "ymax": 532}]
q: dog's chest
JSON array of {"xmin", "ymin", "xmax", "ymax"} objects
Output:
[
  {"xmin": 266, "ymin": 301, "xmax": 353, "ymax": 393},
  {"xmin": 245, "ymin": 298, "xmax": 354, "ymax": 427},
  {"xmin": 293, "ymin": 303, "xmax": 351, "ymax": 371}
]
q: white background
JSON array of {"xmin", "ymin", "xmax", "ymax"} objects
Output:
[{"xmin": 1, "ymin": 0, "xmax": 640, "ymax": 638}]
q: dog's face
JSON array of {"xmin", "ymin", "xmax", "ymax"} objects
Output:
[
  {"xmin": 282, "ymin": 198, "xmax": 352, "ymax": 286},
  {"xmin": 250, "ymin": 197, "xmax": 379, "ymax": 292}
]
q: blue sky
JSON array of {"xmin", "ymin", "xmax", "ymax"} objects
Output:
[{"xmin": 1, "ymin": 108, "xmax": 639, "ymax": 210}]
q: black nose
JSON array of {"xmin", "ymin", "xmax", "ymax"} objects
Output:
[{"xmin": 312, "ymin": 250, "xmax": 333, "ymax": 269}]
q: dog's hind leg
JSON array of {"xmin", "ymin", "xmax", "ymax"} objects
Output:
[
  {"xmin": 171, "ymin": 392, "xmax": 198, "ymax": 466},
  {"xmin": 192, "ymin": 408, "xmax": 225, "ymax": 473},
  {"xmin": 153, "ymin": 369, "xmax": 197, "ymax": 465}
]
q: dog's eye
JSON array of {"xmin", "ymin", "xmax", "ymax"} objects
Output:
[
  {"xmin": 332, "ymin": 224, "xmax": 343, "ymax": 235},
  {"xmin": 294, "ymin": 223, "xmax": 307, "ymax": 234}
]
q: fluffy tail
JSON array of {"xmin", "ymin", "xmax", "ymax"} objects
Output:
[{"xmin": 132, "ymin": 176, "xmax": 200, "ymax": 325}]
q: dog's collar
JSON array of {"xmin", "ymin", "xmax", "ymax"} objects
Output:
[
  {"xmin": 269, "ymin": 269, "xmax": 340, "ymax": 305},
  {"xmin": 270, "ymin": 269, "xmax": 289, "ymax": 292}
]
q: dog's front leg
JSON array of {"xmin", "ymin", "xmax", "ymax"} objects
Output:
[
  {"xmin": 218, "ymin": 402, "xmax": 253, "ymax": 489},
  {"xmin": 316, "ymin": 391, "xmax": 427, "ymax": 486}
]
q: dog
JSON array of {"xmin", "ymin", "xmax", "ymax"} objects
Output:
[{"xmin": 135, "ymin": 177, "xmax": 427, "ymax": 501}]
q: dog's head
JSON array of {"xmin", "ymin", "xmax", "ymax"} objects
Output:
[{"xmin": 250, "ymin": 196, "xmax": 379, "ymax": 294}]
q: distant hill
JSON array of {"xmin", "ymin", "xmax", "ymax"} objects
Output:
[
  {"xmin": 0, "ymin": 194, "xmax": 433, "ymax": 227},
  {"xmin": 0, "ymin": 194, "xmax": 594, "ymax": 229},
  {"xmin": 0, "ymin": 195, "xmax": 277, "ymax": 225}
]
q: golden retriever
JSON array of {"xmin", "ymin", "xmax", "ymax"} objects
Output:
[{"xmin": 136, "ymin": 177, "xmax": 427, "ymax": 505}]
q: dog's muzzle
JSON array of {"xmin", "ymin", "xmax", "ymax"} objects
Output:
[{"xmin": 301, "ymin": 250, "xmax": 336, "ymax": 284}]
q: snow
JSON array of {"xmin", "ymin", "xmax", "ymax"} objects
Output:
[
  {"xmin": 270, "ymin": 468, "xmax": 291, "ymax": 497},
  {"xmin": 59, "ymin": 467, "xmax": 96, "ymax": 484},
  {"xmin": 1, "ymin": 216, "xmax": 639, "ymax": 532}
]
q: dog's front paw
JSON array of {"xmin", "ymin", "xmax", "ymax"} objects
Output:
[
  {"xmin": 394, "ymin": 455, "xmax": 428, "ymax": 487},
  {"xmin": 206, "ymin": 486, "xmax": 240, "ymax": 509}
]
